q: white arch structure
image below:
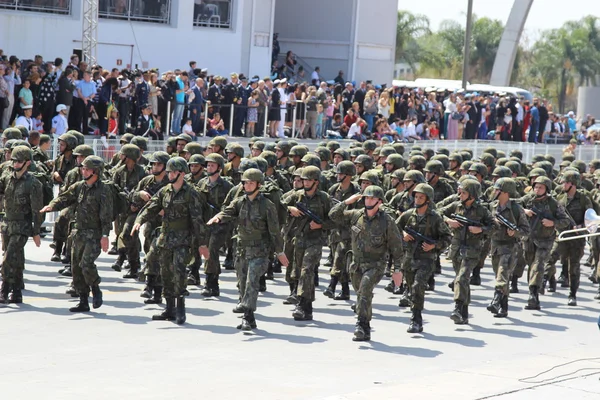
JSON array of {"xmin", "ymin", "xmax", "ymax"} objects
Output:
[{"xmin": 489, "ymin": 0, "xmax": 534, "ymax": 86}]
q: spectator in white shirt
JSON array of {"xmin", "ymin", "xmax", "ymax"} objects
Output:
[
  {"xmin": 311, "ymin": 67, "xmax": 321, "ymax": 86},
  {"xmin": 15, "ymin": 105, "xmax": 34, "ymax": 131},
  {"xmin": 347, "ymin": 118, "xmax": 367, "ymax": 142},
  {"xmin": 52, "ymin": 104, "xmax": 69, "ymax": 137},
  {"xmin": 403, "ymin": 117, "xmax": 421, "ymax": 141}
]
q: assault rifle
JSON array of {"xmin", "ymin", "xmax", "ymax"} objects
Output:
[
  {"xmin": 496, "ymin": 214, "xmax": 518, "ymax": 231},
  {"xmin": 404, "ymin": 226, "xmax": 437, "ymax": 245},
  {"xmin": 296, "ymin": 202, "xmax": 324, "ymax": 225},
  {"xmin": 529, "ymin": 206, "xmax": 555, "ymax": 231},
  {"xmin": 450, "ymin": 214, "xmax": 483, "ymax": 227}
]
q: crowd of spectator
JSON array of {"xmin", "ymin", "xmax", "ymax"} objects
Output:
[{"xmin": 1, "ymin": 46, "xmax": 597, "ymax": 144}]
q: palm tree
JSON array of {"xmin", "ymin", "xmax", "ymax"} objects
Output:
[{"xmin": 395, "ymin": 10, "xmax": 431, "ymax": 72}]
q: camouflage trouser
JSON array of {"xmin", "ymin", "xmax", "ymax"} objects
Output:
[
  {"xmin": 543, "ymin": 241, "xmax": 567, "ymax": 275},
  {"xmin": 544, "ymin": 240, "xmax": 585, "ymax": 291},
  {"xmin": 330, "ymin": 240, "xmax": 351, "ymax": 283},
  {"xmin": 234, "ymin": 246, "xmax": 269, "ymax": 312},
  {"xmin": 294, "ymin": 241, "xmax": 322, "ymax": 302},
  {"xmin": 143, "ymin": 228, "xmax": 163, "ymax": 286},
  {"xmin": 70, "ymin": 229, "xmax": 102, "ymax": 295},
  {"xmin": 158, "ymin": 245, "xmax": 190, "ymax": 298},
  {"xmin": 524, "ymin": 240, "xmax": 552, "ymax": 289},
  {"xmin": 477, "ymin": 237, "xmax": 491, "ymax": 269},
  {"xmin": 205, "ymin": 226, "xmax": 230, "ymax": 275},
  {"xmin": 283, "ymin": 239, "xmax": 296, "ymax": 284},
  {"xmin": 117, "ymin": 213, "xmax": 141, "ymax": 269},
  {"xmin": 587, "ymin": 236, "xmax": 599, "ymax": 268},
  {"xmin": 512, "ymin": 244, "xmax": 527, "ymax": 279},
  {"xmin": 491, "ymin": 242, "xmax": 518, "ymax": 296},
  {"xmin": 451, "ymin": 254, "xmax": 479, "ymax": 304},
  {"xmin": 1, "ymin": 234, "xmax": 28, "ymax": 286},
  {"xmin": 403, "ymin": 258, "xmax": 434, "ymax": 311},
  {"xmin": 53, "ymin": 207, "xmax": 73, "ymax": 243},
  {"xmin": 350, "ymin": 261, "xmax": 384, "ymax": 322}
]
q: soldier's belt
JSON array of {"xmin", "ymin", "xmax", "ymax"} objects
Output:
[
  {"xmin": 4, "ymin": 213, "xmax": 30, "ymax": 221},
  {"xmin": 237, "ymin": 237, "xmax": 269, "ymax": 247},
  {"xmin": 353, "ymin": 255, "xmax": 386, "ymax": 264},
  {"xmin": 161, "ymin": 219, "xmax": 190, "ymax": 231}
]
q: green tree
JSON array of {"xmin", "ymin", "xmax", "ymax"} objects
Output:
[{"xmin": 395, "ymin": 10, "xmax": 431, "ymax": 72}]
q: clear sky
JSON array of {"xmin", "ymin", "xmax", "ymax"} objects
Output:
[{"xmin": 400, "ymin": 0, "xmax": 600, "ymax": 42}]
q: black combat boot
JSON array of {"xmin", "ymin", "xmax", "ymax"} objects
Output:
[
  {"xmin": 352, "ymin": 318, "xmax": 370, "ymax": 341},
  {"xmin": 61, "ymin": 252, "xmax": 70, "ymax": 264},
  {"xmin": 293, "ymin": 298, "xmax": 313, "ymax": 321},
  {"xmin": 237, "ymin": 310, "xmax": 257, "ymax": 330},
  {"xmin": 111, "ymin": 251, "xmax": 126, "ymax": 272},
  {"xmin": 398, "ymin": 286, "xmax": 412, "ymax": 308},
  {"xmin": 334, "ymin": 282, "xmax": 350, "ymax": 300},
  {"xmin": 144, "ymin": 286, "xmax": 162, "ymax": 304},
  {"xmin": 201, "ymin": 274, "xmax": 214, "ymax": 297},
  {"xmin": 462, "ymin": 303, "xmax": 469, "ymax": 324},
  {"xmin": 435, "ymin": 256, "xmax": 442, "ymax": 275},
  {"xmin": 547, "ymin": 275, "xmax": 556, "ymax": 292},
  {"xmin": 540, "ymin": 275, "xmax": 548, "ymax": 295},
  {"xmin": 595, "ymin": 286, "xmax": 600, "ymax": 300},
  {"xmin": 107, "ymin": 242, "xmax": 118, "ymax": 255},
  {"xmin": 187, "ymin": 266, "xmax": 200, "ymax": 285},
  {"xmin": 272, "ymin": 259, "xmax": 282, "ymax": 273},
  {"xmin": 123, "ymin": 263, "xmax": 139, "ymax": 279},
  {"xmin": 509, "ymin": 275, "xmax": 519, "ymax": 294},
  {"xmin": 470, "ymin": 267, "xmax": 481, "ymax": 286},
  {"xmin": 323, "ymin": 276, "xmax": 338, "ymax": 298},
  {"xmin": 324, "ymin": 252, "xmax": 333, "ymax": 267},
  {"xmin": 450, "ymin": 301, "xmax": 467, "ymax": 324},
  {"xmin": 91, "ymin": 285, "xmax": 103, "ymax": 309},
  {"xmin": 486, "ymin": 289, "xmax": 503, "ymax": 315},
  {"xmin": 384, "ymin": 279, "xmax": 395, "ymax": 293},
  {"xmin": 259, "ymin": 275, "xmax": 267, "ymax": 292},
  {"xmin": 266, "ymin": 262, "xmax": 275, "ymax": 280},
  {"xmin": 426, "ymin": 274, "xmax": 435, "ymax": 291},
  {"xmin": 70, "ymin": 293, "xmax": 90, "ymax": 312},
  {"xmin": 448, "ymin": 281, "xmax": 455, "ymax": 291},
  {"xmin": 384, "ymin": 263, "xmax": 391, "ymax": 278},
  {"xmin": 589, "ymin": 274, "xmax": 598, "ymax": 284},
  {"xmin": 283, "ymin": 282, "xmax": 298, "ymax": 305},
  {"xmin": 8, "ymin": 284, "xmax": 23, "ymax": 304},
  {"xmin": 393, "ymin": 282, "xmax": 404, "ymax": 295},
  {"xmin": 494, "ymin": 295, "xmax": 509, "ymax": 318},
  {"xmin": 223, "ymin": 248, "xmax": 234, "ymax": 270},
  {"xmin": 175, "ymin": 296, "xmax": 186, "ymax": 325},
  {"xmin": 152, "ymin": 298, "xmax": 176, "ymax": 321},
  {"xmin": 232, "ymin": 303, "xmax": 246, "ymax": 313},
  {"xmin": 524, "ymin": 286, "xmax": 541, "ymax": 310},
  {"xmin": 65, "ymin": 284, "xmax": 78, "ymax": 297},
  {"xmin": 141, "ymin": 276, "xmax": 154, "ymax": 299},
  {"xmin": 0, "ymin": 281, "xmax": 9, "ymax": 303},
  {"xmin": 60, "ymin": 265, "xmax": 72, "ymax": 277},
  {"xmin": 407, "ymin": 310, "xmax": 424, "ymax": 333},
  {"xmin": 567, "ymin": 275, "xmax": 579, "ymax": 306},
  {"xmin": 51, "ymin": 241, "xmax": 63, "ymax": 262}
]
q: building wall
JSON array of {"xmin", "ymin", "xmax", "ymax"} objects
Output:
[{"xmin": 0, "ymin": 0, "xmax": 273, "ymax": 77}]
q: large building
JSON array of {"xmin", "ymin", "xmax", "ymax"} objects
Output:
[{"xmin": 0, "ymin": 0, "xmax": 396, "ymax": 83}]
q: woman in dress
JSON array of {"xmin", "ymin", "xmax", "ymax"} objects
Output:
[
  {"xmin": 246, "ymin": 90, "xmax": 259, "ymax": 137},
  {"xmin": 445, "ymin": 93, "xmax": 459, "ymax": 140},
  {"xmin": 149, "ymin": 72, "xmax": 160, "ymax": 117}
]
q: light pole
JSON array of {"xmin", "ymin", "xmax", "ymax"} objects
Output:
[{"xmin": 462, "ymin": 0, "xmax": 474, "ymax": 90}]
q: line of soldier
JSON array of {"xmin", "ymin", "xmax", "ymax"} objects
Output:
[{"xmin": 3, "ymin": 126, "xmax": 600, "ymax": 342}]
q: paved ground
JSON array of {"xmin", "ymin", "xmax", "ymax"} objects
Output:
[{"xmin": 1, "ymin": 233, "xmax": 600, "ymax": 399}]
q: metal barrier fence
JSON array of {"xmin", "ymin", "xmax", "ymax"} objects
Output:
[
  {"xmin": 0, "ymin": 0, "xmax": 71, "ymax": 14},
  {"xmin": 99, "ymin": 0, "xmax": 171, "ymax": 24}
]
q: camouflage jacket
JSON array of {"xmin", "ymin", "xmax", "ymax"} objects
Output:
[
  {"xmin": 130, "ymin": 174, "xmax": 170, "ymax": 213},
  {"xmin": 328, "ymin": 181, "xmax": 361, "ymax": 243},
  {"xmin": 135, "ymin": 182, "xmax": 208, "ymax": 248},
  {"xmin": 49, "ymin": 180, "xmax": 113, "ymax": 238},
  {"xmin": 397, "ymin": 207, "xmax": 452, "ymax": 261},
  {"xmin": 52, "ymin": 153, "xmax": 76, "ymax": 187},
  {"xmin": 489, "ymin": 199, "xmax": 530, "ymax": 244},
  {"xmin": 329, "ymin": 202, "xmax": 403, "ymax": 266},
  {"xmin": 520, "ymin": 195, "xmax": 571, "ymax": 242},
  {"xmin": 266, "ymin": 170, "xmax": 291, "ymax": 193},
  {"xmin": 112, "ymin": 163, "xmax": 147, "ymax": 194},
  {"xmin": 430, "ymin": 177, "xmax": 456, "ymax": 204},
  {"xmin": 197, "ymin": 175, "xmax": 234, "ymax": 220},
  {"xmin": 439, "ymin": 200, "xmax": 494, "ymax": 258},
  {"xmin": 222, "ymin": 161, "xmax": 242, "ymax": 186},
  {"xmin": 281, "ymin": 189, "xmax": 334, "ymax": 245},
  {"xmin": 185, "ymin": 171, "xmax": 207, "ymax": 186},
  {"xmin": 0, "ymin": 172, "xmax": 43, "ymax": 236}
]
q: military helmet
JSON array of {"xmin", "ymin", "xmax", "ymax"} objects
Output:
[
  {"xmin": 359, "ymin": 171, "xmax": 381, "ymax": 186},
  {"xmin": 391, "ymin": 169, "xmax": 406, "ymax": 181},
  {"xmin": 130, "ymin": 136, "xmax": 148, "ymax": 151},
  {"xmin": 72, "ymin": 144, "xmax": 94, "ymax": 158},
  {"xmin": 40, "ymin": 134, "xmax": 51, "ymax": 145},
  {"xmin": 589, "ymin": 159, "xmax": 600, "ymax": 170},
  {"xmin": 260, "ymin": 150, "xmax": 277, "ymax": 168},
  {"xmin": 254, "ymin": 157, "xmax": 268, "ymax": 173},
  {"xmin": 408, "ymin": 155, "xmax": 426, "ymax": 170},
  {"xmin": 183, "ymin": 142, "xmax": 204, "ymax": 156},
  {"xmin": 314, "ymin": 146, "xmax": 331, "ymax": 162},
  {"xmin": 479, "ymin": 153, "xmax": 495, "ymax": 169},
  {"xmin": 176, "ymin": 133, "xmax": 193, "ymax": 144},
  {"xmin": 82, "ymin": 155, "xmax": 104, "ymax": 170},
  {"xmin": 226, "ymin": 143, "xmax": 245, "ymax": 158},
  {"xmin": 469, "ymin": 162, "xmax": 488, "ymax": 178},
  {"xmin": 431, "ymin": 154, "xmax": 449, "ymax": 170},
  {"xmin": 208, "ymin": 136, "xmax": 228, "ymax": 150},
  {"xmin": 335, "ymin": 160, "xmax": 356, "ymax": 176},
  {"xmin": 458, "ymin": 174, "xmax": 478, "ymax": 183},
  {"xmin": 205, "ymin": 153, "xmax": 225, "ymax": 169},
  {"xmin": 562, "ymin": 154, "xmax": 576, "ymax": 163},
  {"xmin": 493, "ymin": 177, "xmax": 517, "ymax": 195},
  {"xmin": 58, "ymin": 133, "xmax": 78, "ymax": 151},
  {"xmin": 301, "ymin": 165, "xmax": 321, "ymax": 181},
  {"xmin": 120, "ymin": 133, "xmax": 135, "ymax": 144},
  {"xmin": 380, "ymin": 146, "xmax": 396, "ymax": 158},
  {"xmin": 362, "ymin": 140, "xmax": 377, "ymax": 152},
  {"xmin": 527, "ymin": 167, "xmax": 547, "ymax": 179},
  {"xmin": 251, "ymin": 140, "xmax": 266, "ymax": 151},
  {"xmin": 275, "ymin": 141, "xmax": 292, "ymax": 155},
  {"xmin": 509, "ymin": 149, "xmax": 523, "ymax": 160},
  {"xmin": 436, "ymin": 147, "xmax": 450, "ymax": 157},
  {"xmin": 4, "ymin": 139, "xmax": 16, "ymax": 151},
  {"xmin": 385, "ymin": 154, "xmax": 404, "ymax": 169},
  {"xmin": 424, "ymin": 160, "xmax": 444, "ymax": 175},
  {"xmin": 560, "ymin": 170, "xmax": 581, "ymax": 186},
  {"xmin": 459, "ymin": 180, "xmax": 482, "ymax": 199},
  {"xmin": 497, "ymin": 150, "xmax": 507, "ymax": 159},
  {"xmin": 531, "ymin": 154, "xmax": 546, "ymax": 164},
  {"xmin": 544, "ymin": 154, "xmax": 556, "ymax": 166},
  {"xmin": 533, "ymin": 161, "xmax": 554, "ymax": 177},
  {"xmin": 354, "ymin": 154, "xmax": 373, "ymax": 170},
  {"xmin": 413, "ymin": 183, "xmax": 434, "ymax": 200},
  {"xmin": 412, "ymin": 145, "xmax": 422, "ymax": 152},
  {"xmin": 333, "ymin": 148, "xmax": 349, "ymax": 161},
  {"xmin": 392, "ymin": 143, "xmax": 405, "ymax": 155},
  {"xmin": 496, "ymin": 157, "xmax": 508, "ymax": 166},
  {"xmin": 13, "ymin": 139, "xmax": 31, "ymax": 148},
  {"xmin": 482, "ymin": 147, "xmax": 498, "ymax": 159},
  {"xmin": 249, "ymin": 137, "xmax": 261, "ymax": 147},
  {"xmin": 449, "ymin": 152, "xmax": 463, "ymax": 164},
  {"xmin": 491, "ymin": 166, "xmax": 512, "ymax": 178},
  {"xmin": 10, "ymin": 145, "xmax": 33, "ymax": 162},
  {"xmin": 241, "ymin": 168, "xmax": 264, "ymax": 184},
  {"xmin": 533, "ymin": 176, "xmax": 553, "ymax": 192},
  {"xmin": 571, "ymin": 160, "xmax": 587, "ymax": 174},
  {"xmin": 239, "ymin": 158, "xmax": 259, "ymax": 173},
  {"xmin": 166, "ymin": 157, "xmax": 189, "ymax": 173},
  {"xmin": 404, "ymin": 170, "xmax": 425, "ymax": 183},
  {"xmin": 362, "ymin": 185, "xmax": 385, "ymax": 201},
  {"xmin": 460, "ymin": 160, "xmax": 473, "ymax": 171},
  {"xmin": 292, "ymin": 167, "xmax": 304, "ymax": 178},
  {"xmin": 187, "ymin": 154, "xmax": 206, "ymax": 166},
  {"xmin": 326, "ymin": 140, "xmax": 341, "ymax": 153},
  {"xmin": 301, "ymin": 153, "xmax": 321, "ymax": 168},
  {"xmin": 2, "ymin": 127, "xmax": 22, "ymax": 140},
  {"xmin": 289, "ymin": 145, "xmax": 308, "ymax": 158},
  {"xmin": 264, "ymin": 142, "xmax": 276, "ymax": 152},
  {"xmin": 560, "ymin": 160, "xmax": 572, "ymax": 168},
  {"xmin": 459, "ymin": 150, "xmax": 472, "ymax": 161},
  {"xmin": 423, "ymin": 148, "xmax": 435, "ymax": 159},
  {"xmin": 120, "ymin": 143, "xmax": 141, "ymax": 160},
  {"xmin": 64, "ymin": 130, "xmax": 84, "ymax": 146},
  {"xmin": 350, "ymin": 147, "xmax": 365, "ymax": 158},
  {"xmin": 166, "ymin": 136, "xmax": 178, "ymax": 149},
  {"xmin": 288, "ymin": 140, "xmax": 300, "ymax": 148},
  {"xmin": 505, "ymin": 161, "xmax": 521, "ymax": 175},
  {"xmin": 150, "ymin": 151, "xmax": 171, "ymax": 165}
]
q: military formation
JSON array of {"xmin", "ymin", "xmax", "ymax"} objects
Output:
[{"xmin": 3, "ymin": 128, "xmax": 600, "ymax": 342}]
